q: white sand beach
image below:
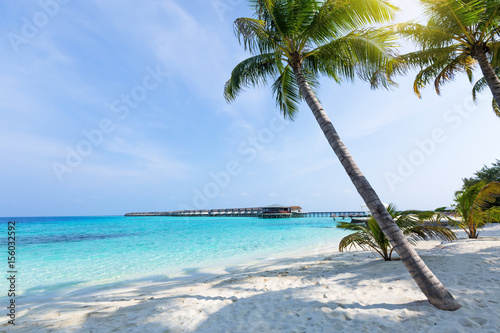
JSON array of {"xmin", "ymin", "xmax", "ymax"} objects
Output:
[{"xmin": 7, "ymin": 224, "xmax": 500, "ymax": 332}]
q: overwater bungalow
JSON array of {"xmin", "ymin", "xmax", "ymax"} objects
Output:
[{"xmin": 259, "ymin": 204, "xmax": 292, "ymax": 218}]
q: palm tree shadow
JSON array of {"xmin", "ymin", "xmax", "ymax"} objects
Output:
[
  {"xmin": 190, "ymin": 290, "xmax": 434, "ymax": 332},
  {"xmin": 59, "ymin": 285, "xmax": 432, "ymax": 333},
  {"xmin": 12, "ymin": 240, "xmax": 500, "ymax": 332}
]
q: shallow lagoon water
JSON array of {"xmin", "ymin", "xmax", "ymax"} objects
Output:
[{"xmin": 0, "ymin": 216, "xmax": 351, "ymax": 296}]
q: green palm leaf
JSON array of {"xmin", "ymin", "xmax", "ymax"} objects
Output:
[
  {"xmin": 394, "ymin": 22, "xmax": 458, "ymax": 48},
  {"xmin": 337, "ymin": 204, "xmax": 457, "ymax": 260},
  {"xmin": 224, "ymin": 53, "xmax": 279, "ymax": 102},
  {"xmin": 272, "ymin": 65, "xmax": 301, "ymax": 119},
  {"xmin": 489, "ymin": 41, "xmax": 500, "ymax": 66},
  {"xmin": 234, "ymin": 18, "xmax": 279, "ymax": 55},
  {"xmin": 433, "ymin": 54, "xmax": 476, "ymax": 94},
  {"xmin": 472, "ymin": 75, "xmax": 490, "ymax": 101},
  {"xmin": 475, "ymin": 181, "xmax": 500, "ymax": 211}
]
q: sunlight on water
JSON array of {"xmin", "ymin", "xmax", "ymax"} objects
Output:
[{"xmin": 0, "ymin": 216, "xmax": 351, "ymax": 296}]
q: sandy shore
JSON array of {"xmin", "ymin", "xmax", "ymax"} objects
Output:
[{"xmin": 5, "ymin": 224, "xmax": 500, "ymax": 332}]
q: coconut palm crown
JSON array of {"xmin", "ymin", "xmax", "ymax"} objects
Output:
[
  {"xmin": 224, "ymin": 0, "xmax": 398, "ymax": 119},
  {"xmin": 225, "ymin": 0, "xmax": 461, "ymax": 310},
  {"xmin": 396, "ymin": 0, "xmax": 500, "ymax": 117}
]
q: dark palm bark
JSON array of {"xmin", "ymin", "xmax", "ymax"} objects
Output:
[
  {"xmin": 293, "ymin": 65, "xmax": 462, "ymax": 311},
  {"xmin": 474, "ymin": 49, "xmax": 500, "ymax": 108}
]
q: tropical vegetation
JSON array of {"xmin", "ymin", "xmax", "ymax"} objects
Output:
[
  {"xmin": 337, "ymin": 204, "xmax": 457, "ymax": 260},
  {"xmin": 452, "ymin": 181, "xmax": 500, "ymax": 238},
  {"xmin": 462, "ymin": 159, "xmax": 500, "ymax": 189},
  {"xmin": 396, "ymin": 0, "xmax": 500, "ymax": 117},
  {"xmin": 225, "ymin": 0, "xmax": 461, "ymax": 310}
]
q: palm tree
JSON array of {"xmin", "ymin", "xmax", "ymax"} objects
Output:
[
  {"xmin": 452, "ymin": 181, "xmax": 500, "ymax": 238},
  {"xmin": 225, "ymin": 0, "xmax": 461, "ymax": 310},
  {"xmin": 396, "ymin": 0, "xmax": 500, "ymax": 117},
  {"xmin": 338, "ymin": 204, "xmax": 457, "ymax": 260}
]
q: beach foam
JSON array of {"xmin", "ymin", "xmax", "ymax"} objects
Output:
[{"xmin": 7, "ymin": 224, "xmax": 500, "ymax": 332}]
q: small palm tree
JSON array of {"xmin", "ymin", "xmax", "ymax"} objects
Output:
[
  {"xmin": 338, "ymin": 204, "xmax": 457, "ymax": 260},
  {"xmin": 225, "ymin": 0, "xmax": 461, "ymax": 310},
  {"xmin": 452, "ymin": 181, "xmax": 500, "ymax": 238},
  {"xmin": 396, "ymin": 0, "xmax": 500, "ymax": 116}
]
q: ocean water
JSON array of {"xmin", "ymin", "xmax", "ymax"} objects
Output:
[{"xmin": 0, "ymin": 216, "xmax": 351, "ymax": 297}]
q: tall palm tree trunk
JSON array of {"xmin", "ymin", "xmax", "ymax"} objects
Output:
[
  {"xmin": 293, "ymin": 65, "xmax": 462, "ymax": 311},
  {"xmin": 475, "ymin": 50, "xmax": 500, "ymax": 108}
]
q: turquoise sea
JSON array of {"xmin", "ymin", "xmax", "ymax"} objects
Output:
[{"xmin": 0, "ymin": 216, "xmax": 351, "ymax": 297}]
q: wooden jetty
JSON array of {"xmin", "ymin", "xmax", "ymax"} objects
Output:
[{"xmin": 125, "ymin": 205, "xmax": 368, "ymax": 219}]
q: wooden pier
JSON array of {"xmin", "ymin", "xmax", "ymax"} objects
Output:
[{"xmin": 125, "ymin": 208, "xmax": 368, "ymax": 219}]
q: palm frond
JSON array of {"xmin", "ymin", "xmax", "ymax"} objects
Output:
[
  {"xmin": 398, "ymin": 46, "xmax": 458, "ymax": 69},
  {"xmin": 477, "ymin": 2, "xmax": 500, "ymax": 41},
  {"xmin": 251, "ymin": 0, "xmax": 278, "ymax": 27},
  {"xmin": 433, "ymin": 54, "xmax": 476, "ymax": 95},
  {"xmin": 475, "ymin": 181, "xmax": 500, "ymax": 211},
  {"xmin": 489, "ymin": 41, "xmax": 500, "ymax": 67},
  {"xmin": 413, "ymin": 60, "xmax": 451, "ymax": 98},
  {"xmin": 271, "ymin": 0, "xmax": 320, "ymax": 37},
  {"xmin": 405, "ymin": 225, "xmax": 457, "ymax": 243},
  {"xmin": 366, "ymin": 218, "xmax": 391, "ymax": 255},
  {"xmin": 328, "ymin": 0, "xmax": 396, "ymax": 28},
  {"xmin": 472, "ymin": 76, "xmax": 489, "ymax": 101},
  {"xmin": 224, "ymin": 53, "xmax": 279, "ymax": 102},
  {"xmin": 304, "ymin": 0, "xmax": 396, "ymax": 44},
  {"xmin": 420, "ymin": 0, "xmax": 485, "ymax": 40},
  {"xmin": 336, "ymin": 220, "xmax": 368, "ymax": 232},
  {"xmin": 394, "ymin": 22, "xmax": 458, "ymax": 49},
  {"xmin": 348, "ymin": 28, "xmax": 399, "ymax": 88},
  {"xmin": 410, "ymin": 52, "xmax": 475, "ymax": 97},
  {"xmin": 485, "ymin": 206, "xmax": 500, "ymax": 223},
  {"xmin": 301, "ymin": 53, "xmax": 343, "ymax": 83},
  {"xmin": 493, "ymin": 97, "xmax": 500, "ymax": 117},
  {"xmin": 338, "ymin": 232, "xmax": 386, "ymax": 258},
  {"xmin": 312, "ymin": 27, "xmax": 398, "ymax": 87},
  {"xmin": 234, "ymin": 17, "xmax": 279, "ymax": 55},
  {"xmin": 272, "ymin": 65, "xmax": 301, "ymax": 119}
]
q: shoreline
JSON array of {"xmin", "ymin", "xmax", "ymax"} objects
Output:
[
  {"xmin": 3, "ymin": 216, "xmax": 350, "ymax": 297},
  {"xmin": 7, "ymin": 224, "xmax": 500, "ymax": 332}
]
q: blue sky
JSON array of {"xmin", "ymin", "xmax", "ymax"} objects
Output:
[{"xmin": 1, "ymin": 0, "xmax": 499, "ymax": 217}]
